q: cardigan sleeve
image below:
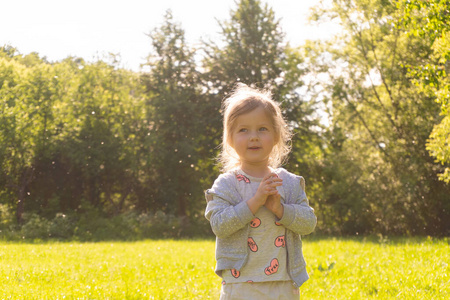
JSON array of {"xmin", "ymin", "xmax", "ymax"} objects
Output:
[
  {"xmin": 204, "ymin": 174, "xmax": 254, "ymax": 238},
  {"xmin": 278, "ymin": 175, "xmax": 317, "ymax": 235}
]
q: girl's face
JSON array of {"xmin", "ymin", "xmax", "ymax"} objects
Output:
[{"xmin": 229, "ymin": 106, "xmax": 276, "ymax": 171}]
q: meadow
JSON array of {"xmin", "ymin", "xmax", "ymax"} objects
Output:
[{"xmin": 0, "ymin": 237, "xmax": 448, "ymax": 299}]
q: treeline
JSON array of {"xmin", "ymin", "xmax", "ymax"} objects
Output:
[{"xmin": 0, "ymin": 0, "xmax": 449, "ymax": 240}]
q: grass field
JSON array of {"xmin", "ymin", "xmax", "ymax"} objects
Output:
[{"xmin": 0, "ymin": 237, "xmax": 448, "ymax": 299}]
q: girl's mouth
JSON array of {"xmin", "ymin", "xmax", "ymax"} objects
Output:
[{"xmin": 248, "ymin": 146, "xmax": 261, "ymax": 150}]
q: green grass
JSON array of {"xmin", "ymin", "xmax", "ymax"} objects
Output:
[
  {"xmin": 0, "ymin": 237, "xmax": 448, "ymax": 299},
  {"xmin": 303, "ymin": 236, "xmax": 449, "ymax": 299}
]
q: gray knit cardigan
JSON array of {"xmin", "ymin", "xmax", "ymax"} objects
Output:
[{"xmin": 205, "ymin": 168, "xmax": 317, "ymax": 288}]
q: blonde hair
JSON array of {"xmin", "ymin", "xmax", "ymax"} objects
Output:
[{"xmin": 219, "ymin": 83, "xmax": 292, "ymax": 172}]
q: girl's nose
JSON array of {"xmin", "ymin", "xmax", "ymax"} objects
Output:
[{"xmin": 250, "ymin": 132, "xmax": 259, "ymax": 141}]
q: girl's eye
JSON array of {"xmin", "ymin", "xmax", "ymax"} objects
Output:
[
  {"xmin": 259, "ymin": 127, "xmax": 268, "ymax": 131},
  {"xmin": 239, "ymin": 128, "xmax": 247, "ymax": 133}
]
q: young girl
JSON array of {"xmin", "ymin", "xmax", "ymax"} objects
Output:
[{"xmin": 205, "ymin": 84, "xmax": 317, "ymax": 299}]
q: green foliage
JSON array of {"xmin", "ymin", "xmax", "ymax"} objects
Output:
[
  {"xmin": 307, "ymin": 0, "xmax": 450, "ymax": 235},
  {"xmin": 203, "ymin": 0, "xmax": 286, "ymax": 89},
  {"xmin": 201, "ymin": 0, "xmax": 323, "ymax": 208},
  {"xmin": 48, "ymin": 213, "xmax": 76, "ymax": 239},
  {"xmin": 0, "ymin": 203, "xmax": 15, "ymax": 228},
  {"xmin": 0, "ymin": 204, "xmax": 209, "ymax": 241},
  {"xmin": 141, "ymin": 10, "xmax": 206, "ymax": 217},
  {"xmin": 428, "ymin": 114, "xmax": 450, "ymax": 182},
  {"xmin": 1, "ymin": 0, "xmax": 449, "ymax": 238},
  {"xmin": 397, "ymin": 0, "xmax": 450, "ymax": 183},
  {"xmin": 20, "ymin": 213, "xmax": 50, "ymax": 239},
  {"xmin": 202, "ymin": 0, "xmax": 309, "ymax": 110},
  {"xmin": 137, "ymin": 211, "xmax": 183, "ymax": 239}
]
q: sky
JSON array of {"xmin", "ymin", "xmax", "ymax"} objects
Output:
[{"xmin": 0, "ymin": 0, "xmax": 338, "ymax": 71}]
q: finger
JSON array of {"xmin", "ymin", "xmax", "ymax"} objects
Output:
[
  {"xmin": 269, "ymin": 176, "xmax": 282, "ymax": 183},
  {"xmin": 268, "ymin": 181, "xmax": 283, "ymax": 189},
  {"xmin": 267, "ymin": 187, "xmax": 280, "ymax": 194},
  {"xmin": 265, "ymin": 173, "xmax": 279, "ymax": 179},
  {"xmin": 265, "ymin": 186, "xmax": 279, "ymax": 194},
  {"xmin": 265, "ymin": 178, "xmax": 282, "ymax": 186},
  {"xmin": 270, "ymin": 173, "xmax": 280, "ymax": 179},
  {"xmin": 263, "ymin": 173, "xmax": 275, "ymax": 181}
]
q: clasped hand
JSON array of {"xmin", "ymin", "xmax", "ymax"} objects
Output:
[{"xmin": 254, "ymin": 173, "xmax": 284, "ymax": 218}]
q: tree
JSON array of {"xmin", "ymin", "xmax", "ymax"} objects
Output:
[
  {"xmin": 308, "ymin": 0, "xmax": 450, "ymax": 235},
  {"xmin": 55, "ymin": 57, "xmax": 145, "ymax": 215},
  {"xmin": 142, "ymin": 11, "xmax": 205, "ymax": 217},
  {"xmin": 202, "ymin": 0, "xmax": 307, "ymax": 104},
  {"xmin": 398, "ymin": 0, "xmax": 450, "ymax": 183},
  {"xmin": 0, "ymin": 50, "xmax": 59, "ymax": 222},
  {"xmin": 202, "ymin": 0, "xmax": 322, "ymax": 169},
  {"xmin": 0, "ymin": 48, "xmax": 146, "ymax": 223}
]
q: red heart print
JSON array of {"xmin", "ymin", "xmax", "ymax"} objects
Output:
[
  {"xmin": 250, "ymin": 217, "xmax": 261, "ymax": 228},
  {"xmin": 248, "ymin": 237, "xmax": 258, "ymax": 252},
  {"xmin": 236, "ymin": 174, "xmax": 251, "ymax": 183},
  {"xmin": 264, "ymin": 258, "xmax": 279, "ymax": 275},
  {"xmin": 231, "ymin": 269, "xmax": 240, "ymax": 278},
  {"xmin": 274, "ymin": 235, "xmax": 286, "ymax": 248}
]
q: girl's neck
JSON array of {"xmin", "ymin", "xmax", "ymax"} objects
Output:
[{"xmin": 240, "ymin": 164, "xmax": 272, "ymax": 178}]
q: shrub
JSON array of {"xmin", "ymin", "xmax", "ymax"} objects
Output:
[
  {"xmin": 0, "ymin": 204, "xmax": 15, "ymax": 230},
  {"xmin": 48, "ymin": 213, "xmax": 76, "ymax": 239},
  {"xmin": 2, "ymin": 206, "xmax": 213, "ymax": 241},
  {"xmin": 137, "ymin": 211, "xmax": 182, "ymax": 239},
  {"xmin": 21, "ymin": 213, "xmax": 50, "ymax": 239}
]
